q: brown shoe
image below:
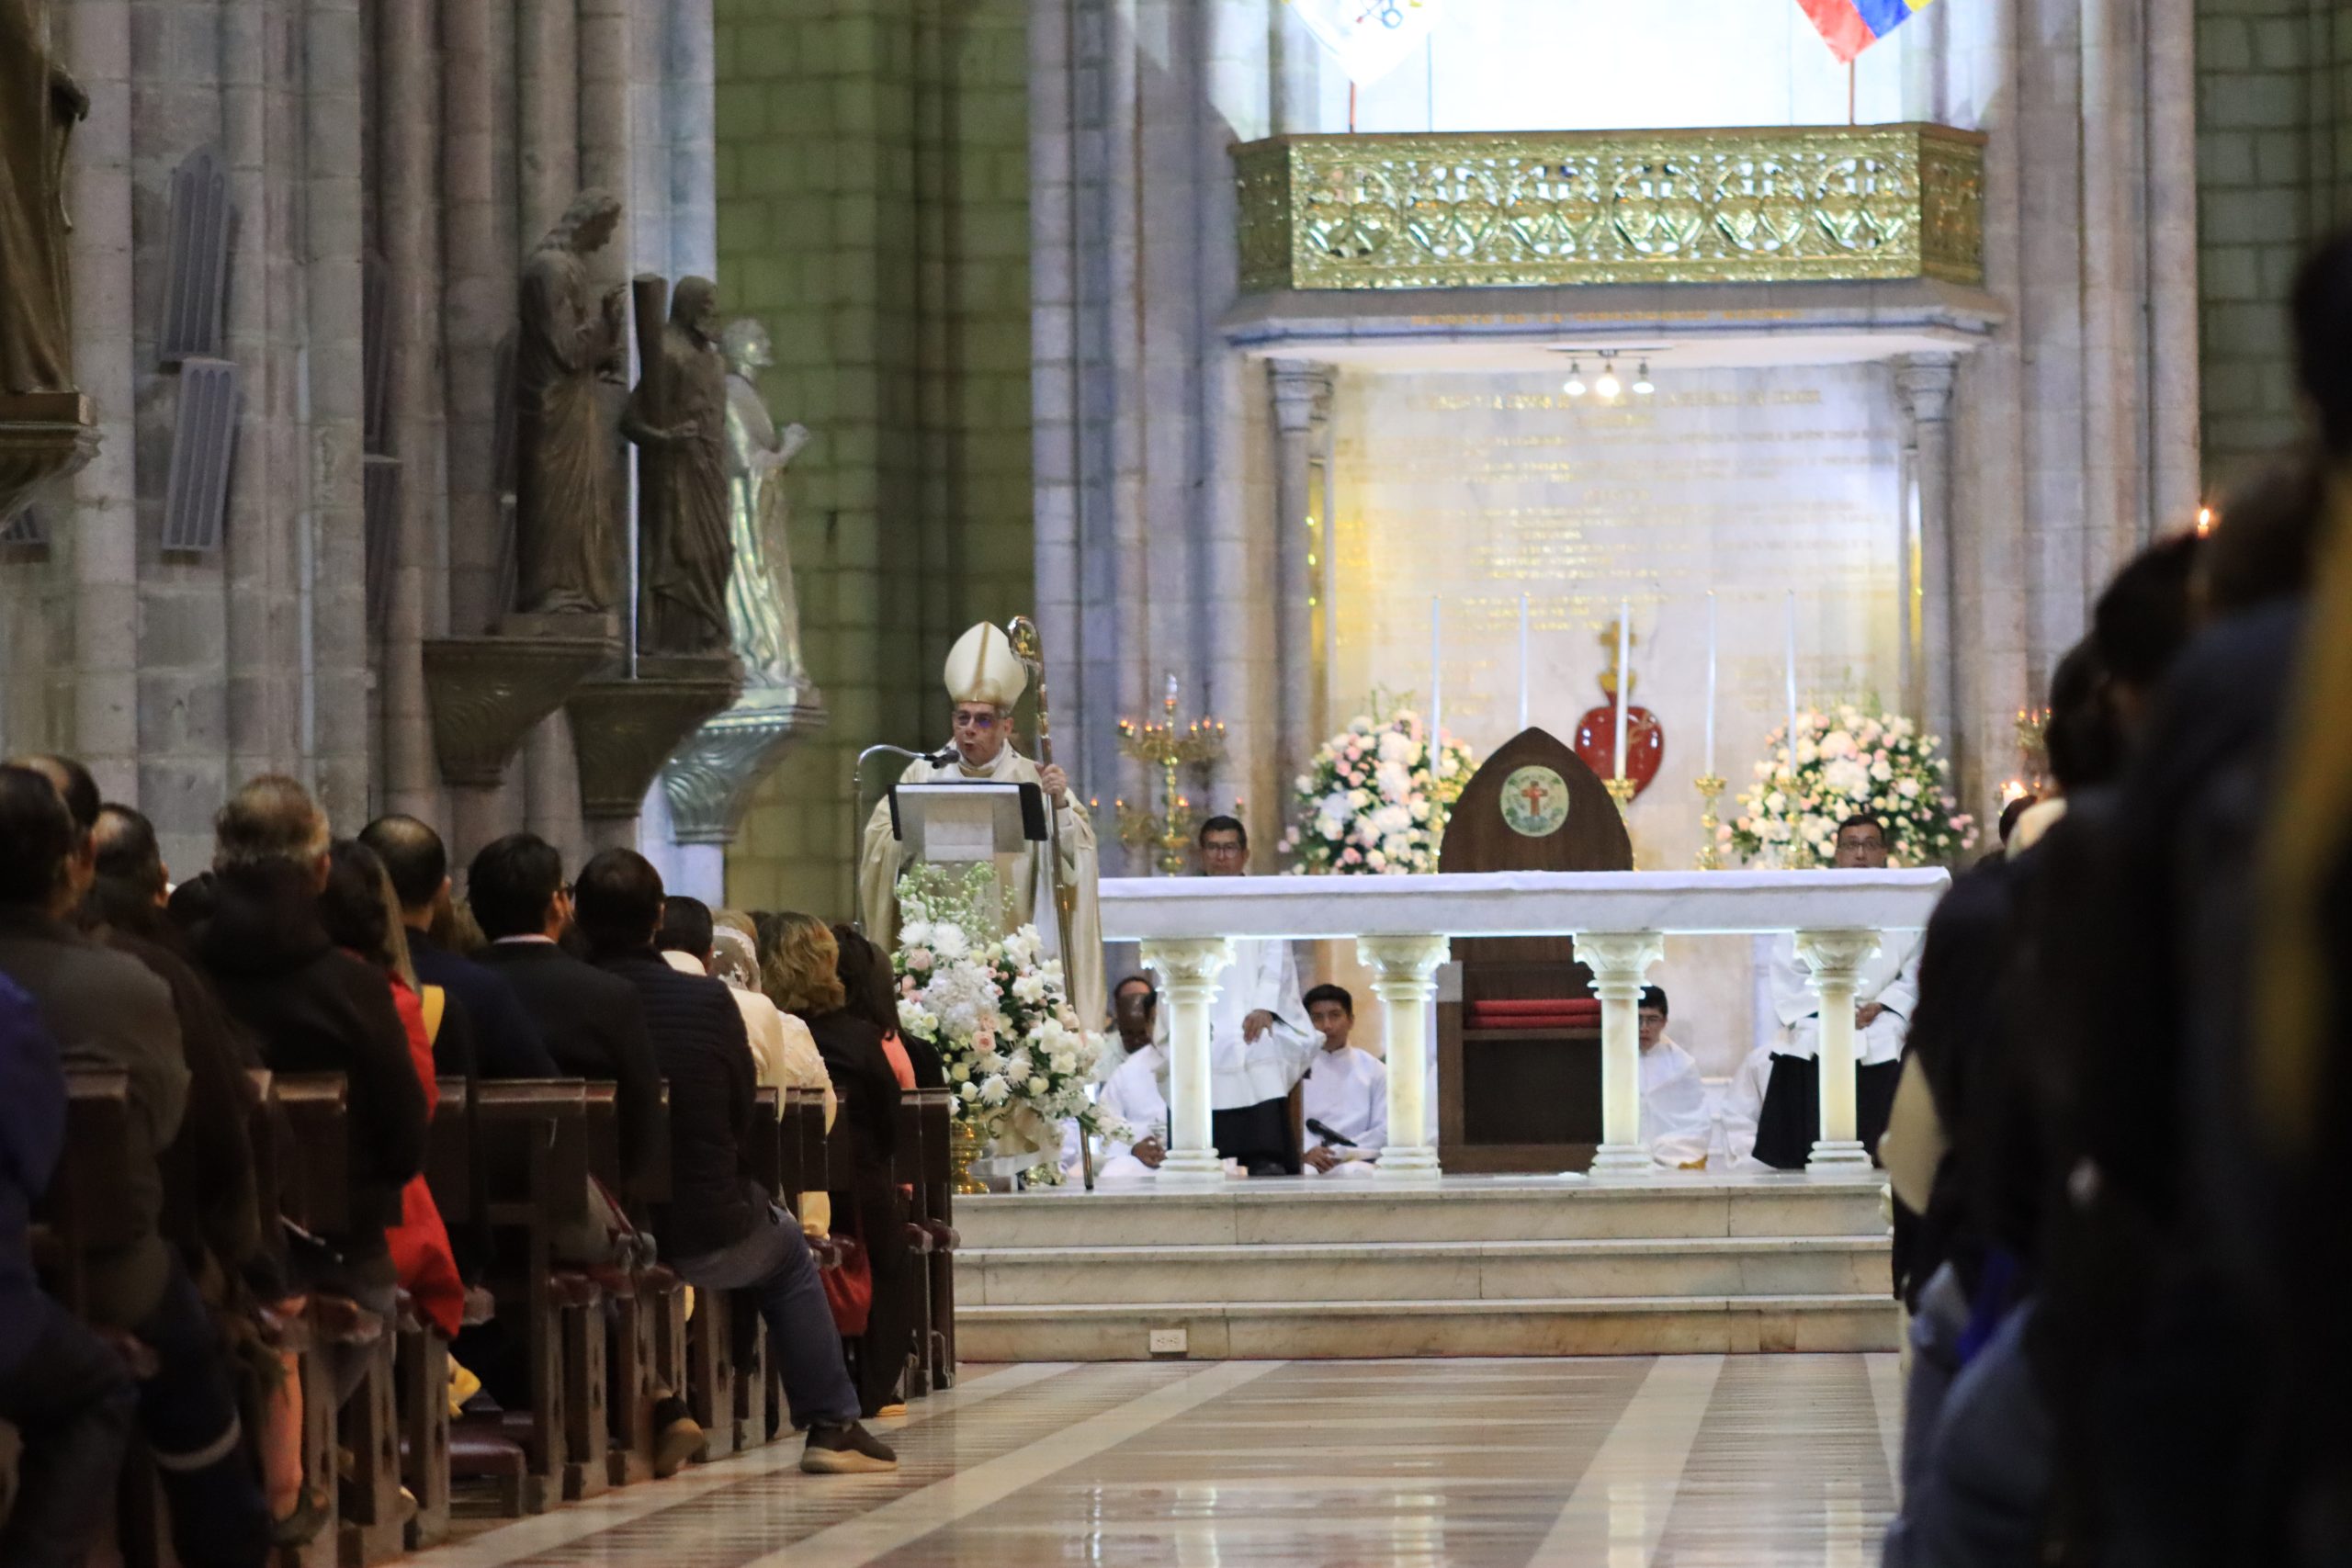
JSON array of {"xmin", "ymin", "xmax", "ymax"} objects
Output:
[
  {"xmin": 800, "ymin": 1422, "xmax": 897, "ymax": 1474},
  {"xmin": 651, "ymin": 1394, "xmax": 704, "ymax": 1479}
]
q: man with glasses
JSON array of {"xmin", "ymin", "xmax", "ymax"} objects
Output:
[{"xmin": 856, "ymin": 621, "xmax": 1104, "ymax": 1024}]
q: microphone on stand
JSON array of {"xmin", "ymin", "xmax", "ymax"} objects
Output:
[{"xmin": 848, "ymin": 742, "xmax": 965, "ymax": 931}]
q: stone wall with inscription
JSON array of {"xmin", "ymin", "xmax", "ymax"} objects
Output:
[{"xmin": 1329, "ymin": 365, "xmax": 1906, "ymax": 1076}]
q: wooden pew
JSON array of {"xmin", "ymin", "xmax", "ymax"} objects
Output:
[
  {"xmin": 606, "ymin": 1083, "xmax": 687, "ymax": 1486},
  {"xmin": 891, "ymin": 1094, "xmax": 935, "ymax": 1401},
  {"xmin": 468, "ymin": 1080, "xmax": 590, "ymax": 1515},
  {"xmin": 913, "ymin": 1089, "xmax": 959, "ymax": 1389},
  {"xmin": 399, "ymin": 1077, "xmax": 470, "ymax": 1550}
]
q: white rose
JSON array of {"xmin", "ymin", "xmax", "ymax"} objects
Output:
[
  {"xmin": 959, "ymin": 1080, "xmax": 979, "ymax": 1100},
  {"xmin": 1027, "ymin": 1075, "xmax": 1048, "ymax": 1096},
  {"xmin": 1898, "ymin": 778, "xmax": 1921, "ymax": 799}
]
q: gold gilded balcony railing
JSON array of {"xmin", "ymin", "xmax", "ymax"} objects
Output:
[{"xmin": 1231, "ymin": 123, "xmax": 1984, "ymax": 292}]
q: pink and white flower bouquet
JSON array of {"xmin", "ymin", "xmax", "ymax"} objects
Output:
[
  {"xmin": 1278, "ymin": 710, "xmax": 1476, "ymax": 874},
  {"xmin": 1727, "ymin": 704, "xmax": 1975, "ymax": 867}
]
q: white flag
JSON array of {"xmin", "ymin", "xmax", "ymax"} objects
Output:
[{"xmin": 1286, "ymin": 0, "xmax": 1445, "ymax": 87}]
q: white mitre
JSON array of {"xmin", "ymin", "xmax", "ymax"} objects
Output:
[{"xmin": 944, "ymin": 621, "xmax": 1028, "ymax": 708}]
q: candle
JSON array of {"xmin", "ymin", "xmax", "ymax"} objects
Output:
[
  {"xmin": 1517, "ymin": 592, "xmax": 1531, "ymax": 733},
  {"xmin": 1784, "ymin": 590, "xmax": 1800, "ymax": 769},
  {"xmin": 1612, "ymin": 599, "xmax": 1631, "ymax": 783},
  {"xmin": 1430, "ymin": 596, "xmax": 1443, "ymax": 742},
  {"xmin": 1703, "ymin": 591, "xmax": 1719, "ymax": 777}
]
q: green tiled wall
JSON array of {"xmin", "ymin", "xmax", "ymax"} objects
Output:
[{"xmin": 715, "ymin": 0, "xmax": 1033, "ymax": 916}]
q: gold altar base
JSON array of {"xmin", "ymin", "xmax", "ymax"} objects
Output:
[{"xmin": 0, "ymin": 392, "xmax": 99, "ymax": 529}]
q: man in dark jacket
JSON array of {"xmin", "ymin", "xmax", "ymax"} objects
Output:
[
  {"xmin": 468, "ymin": 834, "xmax": 662, "ymax": 1189},
  {"xmin": 359, "ymin": 814, "xmax": 560, "ymax": 1081},
  {"xmin": 0, "ymin": 765, "xmax": 270, "ymax": 1567},
  {"xmin": 571, "ymin": 848, "xmax": 895, "ymax": 1474},
  {"xmin": 191, "ymin": 774, "xmax": 425, "ymax": 1408},
  {"xmin": 0, "ymin": 968, "xmax": 136, "ymax": 1568}
]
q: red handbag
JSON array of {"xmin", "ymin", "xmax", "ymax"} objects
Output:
[{"xmin": 820, "ymin": 1236, "xmax": 872, "ymax": 1337}]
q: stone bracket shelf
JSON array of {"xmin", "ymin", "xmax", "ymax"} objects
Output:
[
  {"xmin": 662, "ymin": 689, "xmax": 830, "ymax": 846},
  {"xmin": 421, "ymin": 634, "xmax": 618, "ymax": 788},
  {"xmin": 0, "ymin": 392, "xmax": 99, "ymax": 530},
  {"xmin": 566, "ymin": 656, "xmax": 744, "ymax": 821}
]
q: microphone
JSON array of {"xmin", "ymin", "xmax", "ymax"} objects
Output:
[
  {"xmin": 922, "ymin": 745, "xmax": 959, "ymax": 765},
  {"xmin": 1306, "ymin": 1118, "xmax": 1358, "ymax": 1148}
]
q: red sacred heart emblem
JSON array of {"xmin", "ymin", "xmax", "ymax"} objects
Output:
[{"xmin": 1572, "ymin": 703, "xmax": 1666, "ymax": 798}]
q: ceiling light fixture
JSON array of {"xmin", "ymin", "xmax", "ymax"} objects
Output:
[
  {"xmin": 1562, "ymin": 361, "xmax": 1586, "ymax": 398},
  {"xmin": 1633, "ymin": 361, "xmax": 1655, "ymax": 397},
  {"xmin": 1594, "ymin": 362, "xmax": 1622, "ymax": 401}
]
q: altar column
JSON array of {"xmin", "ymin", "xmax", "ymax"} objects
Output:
[
  {"xmin": 1794, "ymin": 930, "xmax": 1881, "ymax": 1170},
  {"xmin": 1581, "ymin": 931, "xmax": 1666, "ymax": 1177},
  {"xmin": 1897, "ymin": 355, "xmax": 1958, "ymax": 749},
  {"xmin": 1141, "ymin": 937, "xmax": 1234, "ymax": 1190},
  {"xmin": 1359, "ymin": 934, "xmax": 1450, "ymax": 1182},
  {"xmin": 1270, "ymin": 360, "xmax": 1334, "ymax": 807}
]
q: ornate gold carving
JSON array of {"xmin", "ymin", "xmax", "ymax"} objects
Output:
[
  {"xmin": 420, "ymin": 634, "xmax": 616, "ymax": 787},
  {"xmin": 661, "ymin": 694, "xmax": 829, "ymax": 845},
  {"xmin": 565, "ymin": 657, "xmax": 742, "ymax": 820},
  {"xmin": 1233, "ymin": 125, "xmax": 1986, "ymax": 292}
]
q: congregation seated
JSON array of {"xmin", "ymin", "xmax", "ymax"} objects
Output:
[
  {"xmin": 359, "ymin": 815, "xmax": 561, "ymax": 1082},
  {"xmin": 1299, "ymin": 985, "xmax": 1384, "ymax": 1179},
  {"xmin": 577, "ymin": 864, "xmax": 895, "ymax": 1472}
]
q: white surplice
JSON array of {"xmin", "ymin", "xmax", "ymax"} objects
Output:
[
  {"xmin": 1765, "ymin": 931, "xmax": 1924, "ymax": 1066},
  {"xmin": 1638, "ymin": 1035, "xmax": 1713, "ymax": 1168},
  {"xmin": 1205, "ymin": 935, "xmax": 1316, "ymax": 1111},
  {"xmin": 1301, "ymin": 1043, "xmax": 1387, "ymax": 1163}
]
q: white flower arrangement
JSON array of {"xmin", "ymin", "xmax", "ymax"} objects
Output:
[
  {"xmin": 890, "ymin": 864, "xmax": 1124, "ymax": 1180},
  {"xmin": 1278, "ymin": 709, "xmax": 1476, "ymax": 874},
  {"xmin": 1727, "ymin": 704, "xmax": 1976, "ymax": 867}
]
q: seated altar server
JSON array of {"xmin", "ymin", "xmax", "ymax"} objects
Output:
[
  {"xmin": 1753, "ymin": 814, "xmax": 1923, "ymax": 1168},
  {"xmin": 1301, "ymin": 984, "xmax": 1385, "ymax": 1178},
  {"xmin": 1197, "ymin": 818, "xmax": 1317, "ymax": 1175},
  {"xmin": 1721, "ymin": 1043, "xmax": 1774, "ymax": 1169},
  {"xmin": 1091, "ymin": 976, "xmax": 1170, "ymax": 1183},
  {"xmin": 1637, "ymin": 986, "xmax": 1711, "ymax": 1168},
  {"xmin": 855, "ymin": 620, "xmax": 1105, "ymax": 1025}
]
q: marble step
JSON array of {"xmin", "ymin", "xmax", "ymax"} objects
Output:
[
  {"xmin": 956, "ymin": 1177, "xmax": 1887, "ymax": 1250},
  {"xmin": 957, "ymin": 1292, "xmax": 1902, "ymax": 1360},
  {"xmin": 956, "ymin": 1234, "xmax": 1889, "ymax": 1306}
]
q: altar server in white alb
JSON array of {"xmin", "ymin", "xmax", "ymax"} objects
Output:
[
  {"xmin": 857, "ymin": 621, "xmax": 1105, "ymax": 1025},
  {"xmin": 1196, "ymin": 817, "xmax": 1318, "ymax": 1174},
  {"xmin": 1086, "ymin": 976, "xmax": 1170, "ymax": 1184},
  {"xmin": 1300, "ymin": 984, "xmax": 1385, "ymax": 1178},
  {"xmin": 1751, "ymin": 814, "xmax": 1923, "ymax": 1168},
  {"xmin": 1636, "ymin": 987, "xmax": 1712, "ymax": 1168}
]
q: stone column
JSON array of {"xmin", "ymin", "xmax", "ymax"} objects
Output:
[
  {"xmin": 1269, "ymin": 360, "xmax": 1332, "ymax": 806},
  {"xmin": 1141, "ymin": 936, "xmax": 1233, "ymax": 1190},
  {"xmin": 1358, "ymin": 934, "xmax": 1449, "ymax": 1182},
  {"xmin": 1896, "ymin": 356, "xmax": 1958, "ymax": 750},
  {"xmin": 1794, "ymin": 930, "xmax": 1882, "ymax": 1170},
  {"xmin": 1581, "ymin": 931, "xmax": 1666, "ymax": 1177}
]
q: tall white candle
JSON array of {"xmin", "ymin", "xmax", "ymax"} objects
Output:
[
  {"xmin": 1430, "ymin": 596, "xmax": 1443, "ymax": 743},
  {"xmin": 1517, "ymin": 592, "xmax": 1531, "ymax": 732},
  {"xmin": 1703, "ymin": 591, "xmax": 1718, "ymax": 777},
  {"xmin": 1783, "ymin": 590, "xmax": 1800, "ymax": 768},
  {"xmin": 1612, "ymin": 599, "xmax": 1631, "ymax": 782}
]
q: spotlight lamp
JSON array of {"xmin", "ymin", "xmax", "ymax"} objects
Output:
[
  {"xmin": 1562, "ymin": 362, "xmax": 1587, "ymax": 398},
  {"xmin": 1634, "ymin": 361, "xmax": 1655, "ymax": 397},
  {"xmin": 1594, "ymin": 362, "xmax": 1622, "ymax": 401}
]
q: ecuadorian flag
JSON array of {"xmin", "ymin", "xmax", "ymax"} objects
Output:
[{"xmin": 1797, "ymin": 0, "xmax": 1935, "ymax": 62}]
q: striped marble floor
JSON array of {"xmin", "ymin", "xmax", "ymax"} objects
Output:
[{"xmin": 403, "ymin": 1355, "xmax": 1905, "ymax": 1568}]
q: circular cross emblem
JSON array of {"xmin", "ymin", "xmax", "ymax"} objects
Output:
[{"xmin": 1499, "ymin": 765, "xmax": 1570, "ymax": 838}]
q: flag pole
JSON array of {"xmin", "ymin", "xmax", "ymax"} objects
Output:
[{"xmin": 1848, "ymin": 59, "xmax": 1857, "ymax": 125}]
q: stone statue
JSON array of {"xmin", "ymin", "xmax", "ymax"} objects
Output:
[
  {"xmin": 0, "ymin": 0, "xmax": 89, "ymax": 395},
  {"xmin": 623, "ymin": 276, "xmax": 732, "ymax": 656},
  {"xmin": 513, "ymin": 189, "xmax": 627, "ymax": 619},
  {"xmin": 719, "ymin": 319, "xmax": 810, "ymax": 691}
]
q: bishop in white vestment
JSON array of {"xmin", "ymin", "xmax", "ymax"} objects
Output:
[{"xmin": 857, "ymin": 621, "xmax": 1105, "ymax": 1026}]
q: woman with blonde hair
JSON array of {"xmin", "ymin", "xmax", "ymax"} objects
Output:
[{"xmin": 761, "ymin": 913, "xmax": 911, "ymax": 1416}]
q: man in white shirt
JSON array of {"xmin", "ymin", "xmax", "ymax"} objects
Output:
[
  {"xmin": 1091, "ymin": 975, "xmax": 1170, "ymax": 1184},
  {"xmin": 1754, "ymin": 814, "xmax": 1923, "ymax": 1168},
  {"xmin": 1197, "ymin": 817, "xmax": 1317, "ymax": 1174},
  {"xmin": 1637, "ymin": 987, "xmax": 1712, "ymax": 1168},
  {"xmin": 1300, "ymin": 984, "xmax": 1385, "ymax": 1179}
]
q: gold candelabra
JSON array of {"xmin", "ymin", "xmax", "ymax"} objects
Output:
[
  {"xmin": 1693, "ymin": 773, "xmax": 1726, "ymax": 870},
  {"xmin": 1114, "ymin": 675, "xmax": 1227, "ymax": 875}
]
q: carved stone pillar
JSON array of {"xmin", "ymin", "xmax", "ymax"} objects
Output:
[
  {"xmin": 1141, "ymin": 937, "xmax": 1234, "ymax": 1190},
  {"xmin": 1581, "ymin": 931, "xmax": 1667, "ymax": 1177},
  {"xmin": 1270, "ymin": 360, "xmax": 1334, "ymax": 803},
  {"xmin": 1896, "ymin": 355, "xmax": 1958, "ymax": 749},
  {"xmin": 1794, "ymin": 930, "xmax": 1883, "ymax": 1170},
  {"xmin": 1358, "ymin": 934, "xmax": 1450, "ymax": 1182}
]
